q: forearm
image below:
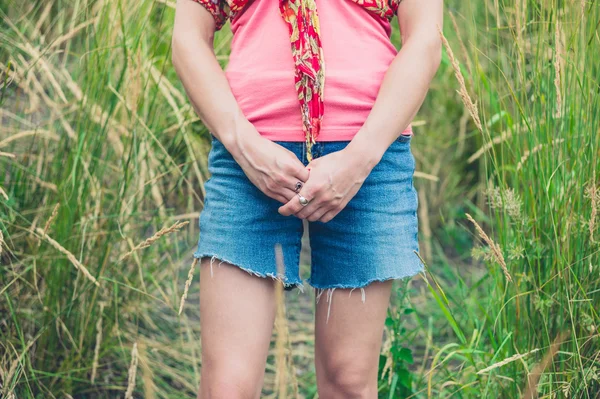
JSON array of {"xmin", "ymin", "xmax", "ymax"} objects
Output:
[
  {"xmin": 171, "ymin": 6, "xmax": 256, "ymax": 153},
  {"xmin": 346, "ymin": 35, "xmax": 442, "ymax": 167}
]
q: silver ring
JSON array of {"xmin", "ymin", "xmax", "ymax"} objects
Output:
[
  {"xmin": 297, "ymin": 194, "xmax": 309, "ymax": 207},
  {"xmin": 294, "ymin": 181, "xmax": 303, "ymax": 193}
]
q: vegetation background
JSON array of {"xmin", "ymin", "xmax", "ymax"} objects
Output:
[{"xmin": 1, "ymin": 0, "xmax": 598, "ymax": 397}]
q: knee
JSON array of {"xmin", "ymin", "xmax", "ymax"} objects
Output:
[
  {"xmin": 319, "ymin": 359, "xmax": 375, "ymax": 398},
  {"xmin": 199, "ymin": 380, "xmax": 257, "ymax": 399},
  {"xmin": 199, "ymin": 361, "xmax": 261, "ymax": 399}
]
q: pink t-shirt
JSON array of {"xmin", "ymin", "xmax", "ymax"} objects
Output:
[{"xmin": 225, "ymin": 0, "xmax": 412, "ymax": 141}]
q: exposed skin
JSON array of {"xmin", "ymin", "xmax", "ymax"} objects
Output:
[{"xmin": 172, "ymin": 1, "xmax": 443, "ymax": 397}]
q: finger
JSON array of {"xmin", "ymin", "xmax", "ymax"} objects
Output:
[
  {"xmin": 306, "ymin": 206, "xmax": 329, "ymax": 222},
  {"xmin": 287, "ymin": 162, "xmax": 310, "ymax": 183},
  {"xmin": 280, "ymin": 175, "xmax": 304, "ymax": 194},
  {"xmin": 265, "ymin": 178, "xmax": 298, "ymax": 202},
  {"xmin": 295, "ymin": 200, "xmax": 325, "ymax": 220},
  {"xmin": 278, "ymin": 185, "xmax": 315, "ymax": 216},
  {"xmin": 263, "ymin": 185, "xmax": 293, "ymax": 204},
  {"xmin": 275, "ymin": 186, "xmax": 299, "ymax": 202},
  {"xmin": 319, "ymin": 208, "xmax": 340, "ymax": 223},
  {"xmin": 268, "ymin": 191, "xmax": 289, "ymax": 204},
  {"xmin": 278, "ymin": 194, "xmax": 305, "ymax": 216}
]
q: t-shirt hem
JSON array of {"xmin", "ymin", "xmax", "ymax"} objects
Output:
[{"xmin": 258, "ymin": 125, "xmax": 414, "ymax": 142}]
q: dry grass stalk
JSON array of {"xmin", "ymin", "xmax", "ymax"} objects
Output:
[
  {"xmin": 468, "ymin": 119, "xmax": 543, "ymax": 164},
  {"xmin": 413, "ymin": 171, "xmax": 439, "ymax": 182},
  {"xmin": 178, "ymin": 257, "xmax": 199, "ymax": 315},
  {"xmin": 0, "ymin": 129, "xmax": 59, "ymax": 149},
  {"xmin": 17, "ymin": 41, "xmax": 127, "ymax": 152},
  {"xmin": 438, "ymin": 25, "xmax": 482, "ymax": 133},
  {"xmin": 477, "ymin": 348, "xmax": 540, "ymax": 374},
  {"xmin": 4, "ymin": 338, "xmax": 37, "ymax": 395},
  {"xmin": 554, "ymin": 20, "xmax": 563, "ymax": 118},
  {"xmin": 0, "ymin": 228, "xmax": 4, "ymax": 257},
  {"xmin": 586, "ymin": 172, "xmax": 598, "ymax": 242},
  {"xmin": 40, "ymin": 202, "xmax": 60, "ymax": 242},
  {"xmin": 121, "ymin": 220, "xmax": 189, "ymax": 261},
  {"xmin": 465, "ymin": 213, "xmax": 512, "ymax": 282},
  {"xmin": 273, "ymin": 244, "xmax": 297, "ymax": 398},
  {"xmin": 0, "ymin": 186, "xmax": 8, "ymax": 201},
  {"xmin": 138, "ymin": 343, "xmax": 157, "ymax": 399},
  {"xmin": 516, "ymin": 138, "xmax": 565, "ymax": 170},
  {"xmin": 469, "ymin": 126, "xmax": 517, "ymax": 163},
  {"xmin": 49, "ymin": 18, "xmax": 99, "ymax": 49},
  {"xmin": 35, "ymin": 227, "xmax": 99, "ymax": 286},
  {"xmin": 516, "ymin": 0, "xmax": 524, "ymax": 51},
  {"xmin": 154, "ymin": 0, "xmax": 177, "ymax": 8},
  {"xmin": 418, "ymin": 188, "xmax": 432, "ymax": 261},
  {"xmin": 380, "ymin": 329, "xmax": 394, "ymax": 384},
  {"xmin": 449, "ymin": 12, "xmax": 472, "ymax": 77},
  {"xmin": 456, "ymin": 109, "xmax": 469, "ymax": 157},
  {"xmin": 522, "ymin": 331, "xmax": 569, "ymax": 399},
  {"xmin": 124, "ymin": 342, "xmax": 139, "ymax": 399},
  {"xmin": 147, "ymin": 62, "xmax": 206, "ymax": 202},
  {"xmin": 274, "ymin": 245, "xmax": 288, "ymax": 399},
  {"xmin": 91, "ymin": 302, "xmax": 105, "ymax": 383},
  {"xmin": 0, "ymin": 151, "xmax": 16, "ymax": 158}
]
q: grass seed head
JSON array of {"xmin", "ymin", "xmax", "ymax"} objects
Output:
[
  {"xmin": 438, "ymin": 25, "xmax": 482, "ymax": 133},
  {"xmin": 466, "ymin": 213, "xmax": 512, "ymax": 282},
  {"xmin": 178, "ymin": 257, "xmax": 199, "ymax": 315},
  {"xmin": 91, "ymin": 302, "xmax": 105, "ymax": 383},
  {"xmin": 124, "ymin": 342, "xmax": 139, "ymax": 399},
  {"xmin": 35, "ymin": 227, "xmax": 99, "ymax": 286},
  {"xmin": 121, "ymin": 220, "xmax": 189, "ymax": 261}
]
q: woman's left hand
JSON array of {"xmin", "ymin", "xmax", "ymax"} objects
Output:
[{"xmin": 278, "ymin": 147, "xmax": 375, "ymax": 223}]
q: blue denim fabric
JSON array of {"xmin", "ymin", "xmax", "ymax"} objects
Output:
[{"xmin": 193, "ymin": 134, "xmax": 423, "ymax": 290}]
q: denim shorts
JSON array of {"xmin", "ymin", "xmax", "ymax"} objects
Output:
[{"xmin": 192, "ymin": 134, "xmax": 423, "ymax": 291}]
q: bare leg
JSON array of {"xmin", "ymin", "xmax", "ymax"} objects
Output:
[
  {"xmin": 314, "ymin": 281, "xmax": 393, "ymax": 399},
  {"xmin": 198, "ymin": 257, "xmax": 277, "ymax": 399}
]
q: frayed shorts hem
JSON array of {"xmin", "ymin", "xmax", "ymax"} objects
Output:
[
  {"xmin": 193, "ymin": 251, "xmax": 424, "ymax": 293},
  {"xmin": 306, "ymin": 265, "xmax": 425, "ymax": 291},
  {"xmin": 192, "ymin": 252, "xmax": 305, "ymax": 292}
]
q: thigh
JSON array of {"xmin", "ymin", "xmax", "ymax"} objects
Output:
[
  {"xmin": 314, "ymin": 281, "xmax": 393, "ymax": 394},
  {"xmin": 199, "ymin": 257, "xmax": 276, "ymax": 398}
]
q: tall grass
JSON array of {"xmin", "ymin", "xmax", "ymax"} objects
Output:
[
  {"xmin": 1, "ymin": 0, "xmax": 598, "ymax": 398},
  {"xmin": 1, "ymin": 1, "xmax": 210, "ymax": 396},
  {"xmin": 416, "ymin": 0, "xmax": 600, "ymax": 397}
]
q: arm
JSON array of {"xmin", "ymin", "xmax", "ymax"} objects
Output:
[
  {"xmin": 171, "ymin": 0, "xmax": 241, "ymax": 148},
  {"xmin": 345, "ymin": 0, "xmax": 443, "ymax": 166},
  {"xmin": 278, "ymin": 0, "xmax": 443, "ymax": 222},
  {"xmin": 172, "ymin": 0, "xmax": 309, "ymax": 204}
]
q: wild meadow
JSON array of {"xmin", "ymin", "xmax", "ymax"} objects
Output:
[{"xmin": 1, "ymin": 0, "xmax": 598, "ymax": 397}]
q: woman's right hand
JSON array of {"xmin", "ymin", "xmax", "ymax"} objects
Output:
[{"xmin": 223, "ymin": 120, "xmax": 310, "ymax": 204}]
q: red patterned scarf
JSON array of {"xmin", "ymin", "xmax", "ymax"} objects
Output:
[{"xmin": 194, "ymin": 0, "xmax": 401, "ymax": 160}]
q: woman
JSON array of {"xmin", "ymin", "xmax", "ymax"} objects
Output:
[{"xmin": 172, "ymin": 0, "xmax": 442, "ymax": 397}]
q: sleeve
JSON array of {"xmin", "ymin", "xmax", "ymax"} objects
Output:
[
  {"xmin": 191, "ymin": 0, "xmax": 230, "ymax": 31},
  {"xmin": 389, "ymin": 0, "xmax": 402, "ymax": 16}
]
